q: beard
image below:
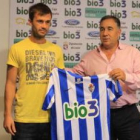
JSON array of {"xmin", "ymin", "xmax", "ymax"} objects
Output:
[{"xmin": 32, "ymin": 27, "xmax": 47, "ymax": 39}]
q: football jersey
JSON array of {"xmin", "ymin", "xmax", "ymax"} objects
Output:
[{"xmin": 42, "ymin": 68, "xmax": 122, "ymax": 140}]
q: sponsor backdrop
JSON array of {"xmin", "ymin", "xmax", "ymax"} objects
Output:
[{"xmin": 9, "ymin": 0, "xmax": 140, "ymax": 110}]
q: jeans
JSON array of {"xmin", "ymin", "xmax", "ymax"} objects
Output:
[{"xmin": 12, "ymin": 122, "xmax": 51, "ymax": 140}]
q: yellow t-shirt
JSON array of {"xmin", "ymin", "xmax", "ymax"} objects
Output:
[{"xmin": 7, "ymin": 38, "xmax": 64, "ymax": 123}]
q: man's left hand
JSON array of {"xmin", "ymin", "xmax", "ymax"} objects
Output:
[{"xmin": 109, "ymin": 68, "xmax": 126, "ymax": 81}]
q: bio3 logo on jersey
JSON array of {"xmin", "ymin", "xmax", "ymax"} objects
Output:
[
  {"xmin": 63, "ymin": 99, "xmax": 99, "ymax": 120},
  {"xmin": 40, "ymin": 0, "xmax": 58, "ymax": 5},
  {"xmin": 65, "ymin": 19, "xmax": 80, "ymax": 26},
  {"xmin": 110, "ymin": 10, "xmax": 127, "ymax": 18},
  {"xmin": 87, "ymin": 0, "xmax": 104, "ymax": 6},
  {"xmin": 110, "ymin": 0, "xmax": 126, "ymax": 8}
]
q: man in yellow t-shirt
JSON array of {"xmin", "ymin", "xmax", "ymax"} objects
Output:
[{"xmin": 3, "ymin": 3, "xmax": 64, "ymax": 140}]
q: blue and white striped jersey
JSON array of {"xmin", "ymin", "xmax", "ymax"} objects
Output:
[{"xmin": 42, "ymin": 68, "xmax": 122, "ymax": 140}]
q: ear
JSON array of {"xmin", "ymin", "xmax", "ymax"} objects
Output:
[
  {"xmin": 118, "ymin": 28, "xmax": 121, "ymax": 35},
  {"xmin": 26, "ymin": 19, "xmax": 32, "ymax": 26},
  {"xmin": 117, "ymin": 28, "xmax": 121, "ymax": 38}
]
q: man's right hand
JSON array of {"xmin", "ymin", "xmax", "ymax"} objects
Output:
[{"xmin": 3, "ymin": 115, "xmax": 16, "ymax": 135}]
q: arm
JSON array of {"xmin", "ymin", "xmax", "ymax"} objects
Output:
[
  {"xmin": 109, "ymin": 63, "xmax": 140, "ymax": 91},
  {"xmin": 3, "ymin": 65, "xmax": 18, "ymax": 135},
  {"xmin": 66, "ymin": 60, "xmax": 87, "ymax": 76},
  {"xmin": 109, "ymin": 47, "xmax": 140, "ymax": 91}
]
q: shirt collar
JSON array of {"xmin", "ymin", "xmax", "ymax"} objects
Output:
[{"xmin": 97, "ymin": 42, "xmax": 126, "ymax": 52}]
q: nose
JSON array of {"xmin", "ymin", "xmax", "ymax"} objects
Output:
[
  {"xmin": 42, "ymin": 22, "xmax": 47, "ymax": 28},
  {"xmin": 41, "ymin": 21, "xmax": 50, "ymax": 29},
  {"xmin": 102, "ymin": 29, "xmax": 108, "ymax": 36}
]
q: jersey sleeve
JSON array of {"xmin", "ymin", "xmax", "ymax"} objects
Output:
[
  {"xmin": 107, "ymin": 80, "xmax": 122, "ymax": 102},
  {"xmin": 42, "ymin": 73, "xmax": 55, "ymax": 110}
]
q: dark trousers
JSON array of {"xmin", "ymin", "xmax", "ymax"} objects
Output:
[
  {"xmin": 111, "ymin": 104, "xmax": 140, "ymax": 140},
  {"xmin": 12, "ymin": 122, "xmax": 51, "ymax": 140}
]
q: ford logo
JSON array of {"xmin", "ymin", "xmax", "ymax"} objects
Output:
[
  {"xmin": 88, "ymin": 31, "xmax": 100, "ymax": 37},
  {"xmin": 47, "ymin": 30, "xmax": 56, "ymax": 36},
  {"xmin": 65, "ymin": 19, "xmax": 80, "ymax": 25}
]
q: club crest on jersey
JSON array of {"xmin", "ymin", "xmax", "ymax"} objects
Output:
[{"xmin": 88, "ymin": 83, "xmax": 95, "ymax": 92}]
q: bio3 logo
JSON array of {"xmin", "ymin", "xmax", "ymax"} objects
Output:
[
  {"xmin": 87, "ymin": 43, "xmax": 98, "ymax": 50},
  {"xmin": 64, "ymin": 0, "xmax": 81, "ymax": 5},
  {"xmin": 63, "ymin": 31, "xmax": 80, "ymax": 39},
  {"xmin": 17, "ymin": 0, "xmax": 34, "ymax": 3},
  {"xmin": 40, "ymin": 0, "xmax": 58, "ymax": 4},
  {"xmin": 110, "ymin": 10, "xmax": 127, "ymax": 18},
  {"xmin": 87, "ymin": 21, "xmax": 99, "ymax": 29},
  {"xmin": 120, "ymin": 32, "xmax": 126, "ymax": 40},
  {"xmin": 63, "ymin": 99, "xmax": 99, "ymax": 120},
  {"xmin": 65, "ymin": 8, "xmax": 82, "ymax": 17},
  {"xmin": 51, "ymin": 19, "xmax": 57, "ymax": 27},
  {"xmin": 64, "ymin": 53, "xmax": 80, "ymax": 61},
  {"xmin": 132, "ymin": 1, "xmax": 140, "ymax": 8},
  {"xmin": 132, "ymin": 23, "xmax": 140, "ymax": 30},
  {"xmin": 87, "ymin": 0, "xmax": 104, "ymax": 6},
  {"xmin": 110, "ymin": 0, "xmax": 126, "ymax": 7}
]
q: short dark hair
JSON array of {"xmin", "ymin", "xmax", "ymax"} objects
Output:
[
  {"xmin": 100, "ymin": 15, "xmax": 121, "ymax": 28},
  {"xmin": 29, "ymin": 3, "xmax": 52, "ymax": 21}
]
